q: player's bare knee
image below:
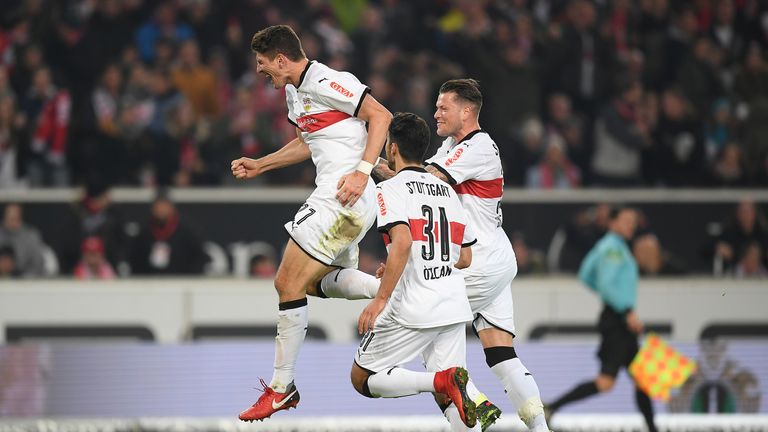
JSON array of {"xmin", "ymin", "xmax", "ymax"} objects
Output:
[
  {"xmin": 596, "ymin": 375, "xmax": 615, "ymax": 392},
  {"xmin": 350, "ymin": 364, "xmax": 374, "ymax": 398},
  {"xmin": 273, "ymin": 270, "xmax": 291, "ymax": 293}
]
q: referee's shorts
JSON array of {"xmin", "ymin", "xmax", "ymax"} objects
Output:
[{"xmin": 596, "ymin": 305, "xmax": 639, "ymax": 377}]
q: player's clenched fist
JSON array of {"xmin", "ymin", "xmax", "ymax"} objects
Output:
[{"xmin": 231, "ymin": 157, "xmax": 261, "ymax": 179}]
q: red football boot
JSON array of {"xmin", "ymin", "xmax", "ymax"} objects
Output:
[
  {"xmin": 434, "ymin": 367, "xmax": 477, "ymax": 428},
  {"xmin": 239, "ymin": 379, "xmax": 300, "ymax": 422}
]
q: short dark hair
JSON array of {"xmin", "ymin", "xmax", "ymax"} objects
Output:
[
  {"xmin": 389, "ymin": 112, "xmax": 430, "ymax": 164},
  {"xmin": 439, "ymin": 78, "xmax": 483, "ymax": 112},
  {"xmin": 251, "ymin": 25, "xmax": 306, "ymax": 61},
  {"xmin": 609, "ymin": 205, "xmax": 635, "ymax": 220}
]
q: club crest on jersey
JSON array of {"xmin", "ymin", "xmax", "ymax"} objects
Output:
[
  {"xmin": 444, "ymin": 147, "xmax": 464, "ymax": 167},
  {"xmin": 330, "ymin": 81, "xmax": 354, "ymax": 98},
  {"xmin": 302, "ymin": 96, "xmax": 312, "ymax": 112},
  {"xmin": 377, "ymin": 192, "xmax": 387, "ymax": 215}
]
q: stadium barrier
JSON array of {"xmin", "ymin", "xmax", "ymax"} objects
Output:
[{"xmin": 1, "ymin": 278, "xmax": 766, "ymax": 344}]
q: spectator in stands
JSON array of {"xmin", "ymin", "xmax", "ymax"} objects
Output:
[
  {"xmin": 249, "ymin": 253, "xmax": 277, "ymax": 279},
  {"xmin": 557, "ymin": 203, "xmax": 612, "ymax": 272},
  {"xmin": 73, "ymin": 236, "xmax": 116, "ymax": 280},
  {"xmin": 147, "ymin": 68, "xmax": 184, "ymax": 186},
  {"xmin": 647, "ymin": 88, "xmax": 706, "ymax": 186},
  {"xmin": 511, "ymin": 231, "xmax": 546, "ymax": 275},
  {"xmin": 507, "ymin": 116, "xmax": 546, "ymax": 186},
  {"xmin": 171, "ymin": 39, "xmax": 219, "ymax": 119},
  {"xmin": 135, "ymin": 2, "xmax": 194, "ymax": 63},
  {"xmin": 129, "ymin": 194, "xmax": 206, "ymax": 275},
  {"xmin": 733, "ymin": 241, "xmax": 768, "ymax": 279},
  {"xmin": 0, "ymin": 203, "xmax": 45, "ymax": 277},
  {"xmin": 185, "ymin": 0, "xmax": 225, "ymax": 61},
  {"xmin": 546, "ymin": 0, "xmax": 614, "ymax": 116},
  {"xmin": 85, "ymin": 63, "xmax": 128, "ymax": 185},
  {"xmin": 0, "ymin": 94, "xmax": 26, "ymax": 188},
  {"xmin": 9, "ymin": 45, "xmax": 45, "ymax": 101},
  {"xmin": 734, "ymin": 44, "xmax": 768, "ymax": 183},
  {"xmin": 707, "ymin": 143, "xmax": 748, "ymax": 187},
  {"xmin": 591, "ymin": 79, "xmax": 652, "ymax": 186},
  {"xmin": 657, "ymin": 7, "xmax": 698, "ymax": 90},
  {"xmin": 23, "ymin": 67, "xmax": 70, "ymax": 187},
  {"xmin": 708, "ymin": 0, "xmax": 746, "ymax": 72},
  {"xmin": 677, "ymin": 37, "xmax": 725, "ymax": 115},
  {"xmin": 546, "ymin": 93, "xmax": 589, "ymax": 176},
  {"xmin": 0, "ymin": 245, "xmax": 20, "ymax": 278},
  {"xmin": 526, "ymin": 133, "xmax": 581, "ymax": 189},
  {"xmin": 166, "ymin": 99, "xmax": 219, "ymax": 186},
  {"xmin": 56, "ymin": 182, "xmax": 128, "ymax": 274},
  {"xmin": 0, "ymin": 67, "xmax": 13, "ymax": 101},
  {"xmin": 705, "ymin": 98, "xmax": 735, "ymax": 162},
  {"xmin": 715, "ymin": 199, "xmax": 768, "ymax": 274},
  {"xmin": 632, "ymin": 233, "xmax": 687, "ymax": 276}
]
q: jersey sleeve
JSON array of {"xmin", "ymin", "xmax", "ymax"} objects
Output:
[
  {"xmin": 313, "ymin": 70, "xmax": 370, "ymax": 117},
  {"xmin": 426, "ymin": 142, "xmax": 488, "ymax": 185},
  {"xmin": 461, "ymin": 222, "xmax": 477, "ymax": 247},
  {"xmin": 376, "ymin": 182, "xmax": 408, "ymax": 234}
]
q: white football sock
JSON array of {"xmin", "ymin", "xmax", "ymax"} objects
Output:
[
  {"xmin": 466, "ymin": 379, "xmax": 482, "ymax": 402},
  {"xmin": 444, "ymin": 404, "xmax": 482, "ymax": 431},
  {"xmin": 270, "ymin": 302, "xmax": 308, "ymax": 393},
  {"xmin": 320, "ymin": 268, "xmax": 378, "ymax": 299},
  {"xmin": 367, "ymin": 367, "xmax": 435, "ymax": 398},
  {"xmin": 491, "ymin": 358, "xmax": 549, "ymax": 431}
]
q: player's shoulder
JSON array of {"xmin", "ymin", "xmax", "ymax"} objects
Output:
[
  {"xmin": 305, "ymin": 61, "xmax": 362, "ymax": 91},
  {"xmin": 463, "ymin": 130, "xmax": 497, "ymax": 150}
]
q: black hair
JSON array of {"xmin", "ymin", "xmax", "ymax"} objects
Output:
[
  {"xmin": 609, "ymin": 205, "xmax": 635, "ymax": 220},
  {"xmin": 439, "ymin": 79, "xmax": 483, "ymax": 112},
  {"xmin": 388, "ymin": 112, "xmax": 430, "ymax": 164},
  {"xmin": 251, "ymin": 25, "xmax": 306, "ymax": 61}
]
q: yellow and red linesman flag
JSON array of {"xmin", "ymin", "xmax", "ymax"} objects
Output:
[{"xmin": 629, "ymin": 333, "xmax": 697, "ymax": 401}]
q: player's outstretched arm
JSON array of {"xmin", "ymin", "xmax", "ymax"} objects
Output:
[
  {"xmin": 337, "ymin": 95, "xmax": 392, "ymax": 207},
  {"xmin": 358, "ymin": 224, "xmax": 410, "ymax": 334},
  {"xmin": 231, "ymin": 131, "xmax": 311, "ymax": 180}
]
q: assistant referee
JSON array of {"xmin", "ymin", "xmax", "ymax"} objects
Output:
[{"xmin": 545, "ymin": 206, "xmax": 658, "ymax": 432}]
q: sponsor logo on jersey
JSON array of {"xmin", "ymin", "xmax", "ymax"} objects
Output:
[
  {"xmin": 330, "ymin": 81, "xmax": 354, "ymax": 98},
  {"xmin": 377, "ymin": 192, "xmax": 387, "ymax": 215},
  {"xmin": 444, "ymin": 147, "xmax": 464, "ymax": 167},
  {"xmin": 295, "ymin": 111, "xmax": 351, "ymax": 132},
  {"xmin": 297, "ymin": 115, "xmax": 318, "ymax": 131}
]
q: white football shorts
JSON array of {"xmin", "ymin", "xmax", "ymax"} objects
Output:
[
  {"xmin": 284, "ymin": 179, "xmax": 377, "ymax": 268},
  {"xmin": 354, "ymin": 306, "xmax": 468, "ymax": 374}
]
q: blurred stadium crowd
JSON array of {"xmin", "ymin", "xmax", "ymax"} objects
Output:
[
  {"xmin": 0, "ymin": 0, "xmax": 767, "ymax": 280},
  {"xmin": 0, "ymin": 0, "xmax": 767, "ymax": 189}
]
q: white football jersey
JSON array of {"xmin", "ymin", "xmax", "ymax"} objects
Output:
[
  {"xmin": 426, "ymin": 130, "xmax": 514, "ymax": 274},
  {"xmin": 376, "ymin": 167, "xmax": 475, "ymax": 328},
  {"xmin": 285, "ymin": 61, "xmax": 370, "ymax": 187}
]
